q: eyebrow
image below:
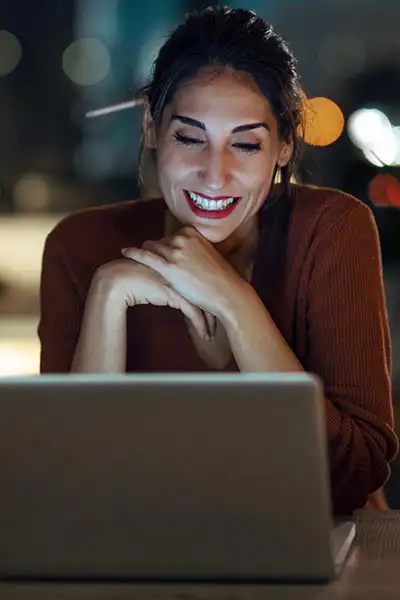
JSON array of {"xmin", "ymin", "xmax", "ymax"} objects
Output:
[{"xmin": 170, "ymin": 114, "xmax": 270, "ymax": 133}]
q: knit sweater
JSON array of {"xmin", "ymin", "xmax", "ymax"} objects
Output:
[{"xmin": 38, "ymin": 184, "xmax": 398, "ymax": 513}]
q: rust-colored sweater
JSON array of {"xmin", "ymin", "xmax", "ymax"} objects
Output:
[{"xmin": 38, "ymin": 184, "xmax": 398, "ymax": 513}]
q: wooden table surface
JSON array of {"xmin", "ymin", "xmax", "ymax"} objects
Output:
[{"xmin": 2, "ymin": 510, "xmax": 400, "ymax": 599}]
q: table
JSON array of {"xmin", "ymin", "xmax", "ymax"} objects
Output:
[{"xmin": 1, "ymin": 510, "xmax": 400, "ymax": 599}]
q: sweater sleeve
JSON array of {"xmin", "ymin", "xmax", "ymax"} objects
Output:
[
  {"xmin": 38, "ymin": 228, "xmax": 83, "ymax": 373},
  {"xmin": 306, "ymin": 201, "xmax": 398, "ymax": 514}
]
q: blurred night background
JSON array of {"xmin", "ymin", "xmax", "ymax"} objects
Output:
[{"xmin": 0, "ymin": 1, "xmax": 400, "ymax": 501}]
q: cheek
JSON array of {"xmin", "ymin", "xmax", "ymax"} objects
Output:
[
  {"xmin": 240, "ymin": 158, "xmax": 275, "ymax": 193},
  {"xmin": 157, "ymin": 143, "xmax": 193, "ymax": 183},
  {"xmin": 238, "ymin": 163, "xmax": 276, "ymax": 216},
  {"xmin": 156, "ymin": 146, "xmax": 174, "ymax": 180}
]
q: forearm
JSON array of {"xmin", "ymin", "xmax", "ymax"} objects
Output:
[
  {"xmin": 325, "ymin": 393, "xmax": 395, "ymax": 513},
  {"xmin": 219, "ymin": 283, "xmax": 395, "ymax": 512},
  {"xmin": 220, "ymin": 282, "xmax": 303, "ymax": 372},
  {"xmin": 71, "ymin": 279, "xmax": 127, "ymax": 373}
]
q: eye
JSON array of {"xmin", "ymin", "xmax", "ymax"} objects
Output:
[
  {"xmin": 232, "ymin": 142, "xmax": 262, "ymax": 154},
  {"xmin": 173, "ymin": 132, "xmax": 204, "ymax": 146}
]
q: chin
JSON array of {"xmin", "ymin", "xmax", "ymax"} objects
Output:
[{"xmin": 193, "ymin": 224, "xmax": 233, "ymax": 244}]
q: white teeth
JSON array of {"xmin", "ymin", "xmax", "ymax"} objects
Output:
[{"xmin": 187, "ymin": 191, "xmax": 236, "ymax": 211}]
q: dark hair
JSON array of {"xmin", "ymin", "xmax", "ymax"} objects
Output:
[{"xmin": 139, "ymin": 5, "xmax": 304, "ymax": 198}]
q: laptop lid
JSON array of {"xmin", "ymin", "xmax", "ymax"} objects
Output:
[{"xmin": 0, "ymin": 373, "xmax": 342, "ymax": 582}]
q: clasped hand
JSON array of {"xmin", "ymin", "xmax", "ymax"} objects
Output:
[{"xmin": 121, "ymin": 226, "xmax": 247, "ymax": 321}]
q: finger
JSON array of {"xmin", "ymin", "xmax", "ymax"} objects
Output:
[
  {"xmin": 180, "ymin": 226, "xmax": 198, "ymax": 237},
  {"xmin": 121, "ymin": 247, "xmax": 168, "ymax": 275},
  {"xmin": 166, "ymin": 288, "xmax": 208, "ymax": 340},
  {"xmin": 144, "ymin": 236, "xmax": 174, "ymax": 246},
  {"xmin": 203, "ymin": 311, "xmax": 217, "ymax": 338},
  {"xmin": 142, "ymin": 239, "xmax": 174, "ymax": 261}
]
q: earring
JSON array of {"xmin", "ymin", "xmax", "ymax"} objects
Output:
[{"xmin": 278, "ymin": 142, "xmax": 293, "ymax": 167}]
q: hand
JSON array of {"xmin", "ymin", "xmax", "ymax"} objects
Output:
[
  {"xmin": 121, "ymin": 227, "xmax": 248, "ymax": 319},
  {"xmin": 91, "ymin": 259, "xmax": 214, "ymax": 340}
]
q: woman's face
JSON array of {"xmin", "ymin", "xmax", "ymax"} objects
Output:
[{"xmin": 148, "ymin": 67, "xmax": 292, "ymax": 244}]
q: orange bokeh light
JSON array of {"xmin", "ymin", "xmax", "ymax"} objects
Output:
[{"xmin": 302, "ymin": 97, "xmax": 345, "ymax": 147}]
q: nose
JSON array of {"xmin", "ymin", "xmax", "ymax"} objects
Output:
[{"xmin": 198, "ymin": 147, "xmax": 231, "ymax": 192}]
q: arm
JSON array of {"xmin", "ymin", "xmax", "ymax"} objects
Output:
[
  {"xmin": 219, "ymin": 282, "xmax": 303, "ymax": 372},
  {"xmin": 39, "ymin": 229, "xmax": 209, "ymax": 373},
  {"xmin": 306, "ymin": 203, "xmax": 398, "ymax": 513},
  {"xmin": 38, "ymin": 230, "xmax": 127, "ymax": 373},
  {"xmin": 70, "ymin": 275, "xmax": 127, "ymax": 373},
  {"xmin": 38, "ymin": 231, "xmax": 83, "ymax": 373},
  {"xmin": 220, "ymin": 203, "xmax": 398, "ymax": 513}
]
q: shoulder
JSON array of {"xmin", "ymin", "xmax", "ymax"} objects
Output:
[
  {"xmin": 47, "ymin": 197, "xmax": 165, "ymax": 247},
  {"xmin": 289, "ymin": 184, "xmax": 378, "ymax": 247},
  {"xmin": 44, "ymin": 197, "xmax": 165, "ymax": 264}
]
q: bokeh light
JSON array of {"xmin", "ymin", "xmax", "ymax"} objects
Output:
[
  {"xmin": 393, "ymin": 127, "xmax": 400, "ymax": 165},
  {"xmin": 62, "ymin": 38, "xmax": 111, "ymax": 86},
  {"xmin": 13, "ymin": 174, "xmax": 51, "ymax": 212},
  {"xmin": 348, "ymin": 109, "xmax": 392, "ymax": 149},
  {"xmin": 368, "ymin": 173, "xmax": 400, "ymax": 208},
  {"xmin": 363, "ymin": 137, "xmax": 397, "ymax": 167},
  {"xmin": 348, "ymin": 108, "xmax": 400, "ymax": 167},
  {"xmin": 0, "ymin": 30, "xmax": 22, "ymax": 76},
  {"xmin": 302, "ymin": 97, "xmax": 345, "ymax": 146},
  {"xmin": 0, "ymin": 341, "xmax": 39, "ymax": 376}
]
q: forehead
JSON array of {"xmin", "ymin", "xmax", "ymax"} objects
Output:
[{"xmin": 165, "ymin": 67, "xmax": 274, "ymax": 126}]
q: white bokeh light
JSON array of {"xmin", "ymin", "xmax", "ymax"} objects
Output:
[
  {"xmin": 0, "ymin": 30, "xmax": 22, "ymax": 76},
  {"xmin": 392, "ymin": 127, "xmax": 400, "ymax": 166},
  {"xmin": 347, "ymin": 108, "xmax": 400, "ymax": 167},
  {"xmin": 347, "ymin": 109, "xmax": 392, "ymax": 149},
  {"xmin": 0, "ymin": 341, "xmax": 39, "ymax": 376},
  {"xmin": 363, "ymin": 129, "xmax": 397, "ymax": 167},
  {"xmin": 62, "ymin": 38, "xmax": 111, "ymax": 86}
]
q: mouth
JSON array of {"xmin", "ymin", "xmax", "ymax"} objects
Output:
[{"xmin": 184, "ymin": 190, "xmax": 241, "ymax": 219}]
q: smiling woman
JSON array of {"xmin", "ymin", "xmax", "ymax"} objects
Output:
[
  {"xmin": 38, "ymin": 6, "xmax": 398, "ymax": 514},
  {"xmin": 151, "ymin": 68, "xmax": 287, "ymax": 246}
]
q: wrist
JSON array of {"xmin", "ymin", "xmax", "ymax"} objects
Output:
[
  {"xmin": 88, "ymin": 272, "xmax": 128, "ymax": 313},
  {"xmin": 217, "ymin": 279, "xmax": 260, "ymax": 328}
]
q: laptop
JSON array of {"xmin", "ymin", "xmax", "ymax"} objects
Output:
[{"xmin": 0, "ymin": 372, "xmax": 355, "ymax": 582}]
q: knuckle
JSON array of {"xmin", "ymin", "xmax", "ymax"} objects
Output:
[
  {"xmin": 170, "ymin": 247, "xmax": 183, "ymax": 262},
  {"xmin": 182, "ymin": 226, "xmax": 195, "ymax": 236},
  {"xmin": 142, "ymin": 240, "xmax": 156, "ymax": 251},
  {"xmin": 173, "ymin": 234, "xmax": 186, "ymax": 247}
]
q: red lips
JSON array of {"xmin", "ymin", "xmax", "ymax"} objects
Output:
[{"xmin": 184, "ymin": 190, "xmax": 240, "ymax": 220}]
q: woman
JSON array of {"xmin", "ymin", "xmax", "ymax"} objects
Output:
[{"xmin": 38, "ymin": 6, "xmax": 397, "ymax": 513}]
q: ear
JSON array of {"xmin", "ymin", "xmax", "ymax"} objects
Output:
[
  {"xmin": 142, "ymin": 100, "xmax": 157, "ymax": 150},
  {"xmin": 277, "ymin": 139, "xmax": 294, "ymax": 167}
]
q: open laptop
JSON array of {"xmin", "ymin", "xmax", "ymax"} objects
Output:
[{"xmin": 0, "ymin": 373, "xmax": 355, "ymax": 583}]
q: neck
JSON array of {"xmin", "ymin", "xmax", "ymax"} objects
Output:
[{"xmin": 215, "ymin": 217, "xmax": 258, "ymax": 257}]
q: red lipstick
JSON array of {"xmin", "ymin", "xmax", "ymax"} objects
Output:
[{"xmin": 184, "ymin": 190, "xmax": 240, "ymax": 220}]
